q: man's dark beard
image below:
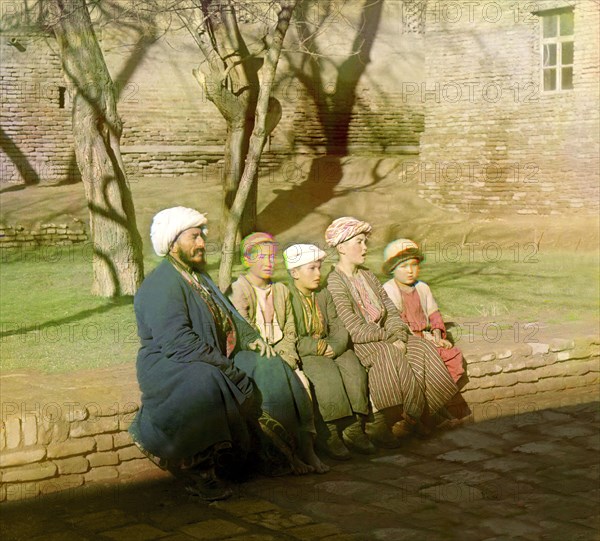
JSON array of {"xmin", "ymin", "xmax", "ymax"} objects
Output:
[{"xmin": 176, "ymin": 246, "xmax": 206, "ymax": 272}]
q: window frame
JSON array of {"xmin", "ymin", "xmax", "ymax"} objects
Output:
[{"xmin": 538, "ymin": 7, "xmax": 575, "ymax": 93}]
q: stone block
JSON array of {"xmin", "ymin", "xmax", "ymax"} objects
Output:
[
  {"xmin": 536, "ymin": 378, "xmax": 567, "ymax": 393},
  {"xmin": 70, "ymin": 416, "xmax": 119, "ymax": 437},
  {"xmin": 512, "ymin": 382, "xmax": 538, "ymax": 396},
  {"xmin": 22, "ymin": 415, "xmax": 38, "ymax": 446},
  {"xmin": 64, "ymin": 403, "xmax": 88, "ymax": 422},
  {"xmin": 525, "ymin": 342, "xmax": 550, "ymax": 355},
  {"xmin": 117, "ymin": 445, "xmax": 144, "ymax": 462},
  {"xmin": 479, "ymin": 377, "xmax": 496, "ymax": 389},
  {"xmin": 5, "ymin": 482, "xmax": 40, "ymax": 501},
  {"xmin": 577, "ymin": 372, "xmax": 599, "ymax": 387},
  {"xmin": 516, "ymin": 370, "xmax": 539, "ymax": 384},
  {"xmin": 116, "ymin": 458, "xmax": 156, "ymax": 478},
  {"xmin": 38, "ymin": 418, "xmax": 70, "ymax": 445},
  {"xmin": 493, "ymin": 387, "xmax": 516, "ymax": 400},
  {"xmin": 39, "ymin": 474, "xmax": 84, "ymax": 495},
  {"xmin": 84, "ymin": 466, "xmax": 119, "ymax": 482},
  {"xmin": 497, "ymin": 350, "xmax": 512, "ymax": 360},
  {"xmin": 113, "ymin": 431, "xmax": 133, "ymax": 449},
  {"xmin": 569, "ymin": 343, "xmax": 596, "ymax": 360},
  {"xmin": 1, "ymin": 461, "xmax": 57, "ymax": 482},
  {"xmin": 5, "ymin": 418, "xmax": 21, "ymax": 449},
  {"xmin": 47, "ymin": 436, "xmax": 96, "ymax": 458},
  {"xmin": 525, "ymin": 355, "xmax": 551, "ymax": 369},
  {"xmin": 0, "ymin": 446, "xmax": 46, "ymax": 467},
  {"xmin": 536, "ymin": 362, "xmax": 568, "ymax": 379},
  {"xmin": 502, "ymin": 358, "xmax": 528, "ymax": 372},
  {"xmin": 467, "ymin": 361, "xmax": 503, "ymax": 378},
  {"xmin": 550, "ymin": 338, "xmax": 575, "ymax": 352},
  {"xmin": 494, "ymin": 373, "xmax": 519, "ymax": 387},
  {"xmin": 480, "ymin": 353, "xmax": 496, "ymax": 362},
  {"xmin": 88, "ymin": 451, "xmax": 119, "ymax": 467},
  {"xmin": 462, "ymin": 389, "xmax": 493, "ymax": 404},
  {"xmin": 557, "ymin": 351, "xmax": 573, "ymax": 361},
  {"xmin": 95, "ymin": 434, "xmax": 113, "ymax": 451},
  {"xmin": 54, "ymin": 456, "xmax": 90, "ymax": 474}
]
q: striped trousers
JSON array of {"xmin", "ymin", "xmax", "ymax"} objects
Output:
[{"xmin": 355, "ymin": 335, "xmax": 458, "ymax": 417}]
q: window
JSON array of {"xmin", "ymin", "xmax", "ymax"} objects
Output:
[{"xmin": 541, "ymin": 9, "xmax": 574, "ymax": 92}]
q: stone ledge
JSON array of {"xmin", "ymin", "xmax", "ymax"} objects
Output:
[{"xmin": 0, "ymin": 334, "xmax": 597, "ymax": 502}]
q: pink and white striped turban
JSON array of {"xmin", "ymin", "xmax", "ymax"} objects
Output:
[{"xmin": 324, "ymin": 217, "xmax": 372, "ymax": 247}]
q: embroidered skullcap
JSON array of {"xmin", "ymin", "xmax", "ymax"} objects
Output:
[
  {"xmin": 382, "ymin": 238, "xmax": 423, "ymax": 274},
  {"xmin": 241, "ymin": 232, "xmax": 276, "ymax": 267},
  {"xmin": 324, "ymin": 217, "xmax": 372, "ymax": 247},
  {"xmin": 283, "ymin": 244, "xmax": 327, "ymax": 270},
  {"xmin": 150, "ymin": 206, "xmax": 208, "ymax": 257}
]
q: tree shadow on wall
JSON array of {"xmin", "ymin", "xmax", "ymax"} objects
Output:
[
  {"xmin": 54, "ymin": 27, "xmax": 158, "ymax": 187},
  {"xmin": 258, "ymin": 156, "xmax": 389, "ymax": 235},
  {"xmin": 257, "ymin": 0, "xmax": 384, "ymax": 234},
  {"xmin": 0, "ymin": 126, "xmax": 40, "ymax": 193}
]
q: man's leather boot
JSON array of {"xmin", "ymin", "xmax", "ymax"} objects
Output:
[{"xmin": 365, "ymin": 411, "xmax": 402, "ymax": 449}]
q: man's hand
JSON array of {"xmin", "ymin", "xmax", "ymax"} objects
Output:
[
  {"xmin": 392, "ymin": 339, "xmax": 407, "ymax": 355},
  {"xmin": 324, "ymin": 344, "xmax": 335, "ymax": 358},
  {"xmin": 248, "ymin": 339, "xmax": 276, "ymax": 358}
]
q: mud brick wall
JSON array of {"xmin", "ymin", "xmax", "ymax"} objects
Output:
[
  {"xmin": 417, "ymin": 0, "xmax": 600, "ymax": 215},
  {"xmin": 2, "ymin": 2, "xmax": 426, "ymax": 184},
  {"xmin": 0, "ymin": 223, "xmax": 88, "ymax": 248},
  {"xmin": 121, "ymin": 147, "xmax": 288, "ymax": 179},
  {"xmin": 0, "ymin": 33, "xmax": 78, "ymax": 185}
]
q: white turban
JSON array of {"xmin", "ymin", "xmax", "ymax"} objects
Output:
[
  {"xmin": 150, "ymin": 207, "xmax": 208, "ymax": 257},
  {"xmin": 283, "ymin": 244, "xmax": 327, "ymax": 270}
]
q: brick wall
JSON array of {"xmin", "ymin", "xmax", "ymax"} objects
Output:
[
  {"xmin": 0, "ymin": 32, "xmax": 78, "ymax": 185},
  {"xmin": 417, "ymin": 0, "xmax": 600, "ymax": 215},
  {"xmin": 1, "ymin": 2, "xmax": 425, "ymax": 183}
]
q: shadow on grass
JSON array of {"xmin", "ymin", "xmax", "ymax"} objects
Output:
[
  {"xmin": 0, "ymin": 297, "xmax": 133, "ymax": 339},
  {"xmin": 1, "ymin": 399, "xmax": 598, "ymax": 539}
]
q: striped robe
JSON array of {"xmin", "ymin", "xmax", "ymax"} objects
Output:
[{"xmin": 326, "ymin": 267, "xmax": 457, "ymax": 416}]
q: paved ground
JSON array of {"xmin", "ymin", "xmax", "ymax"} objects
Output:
[{"xmin": 2, "ymin": 389, "xmax": 599, "ymax": 541}]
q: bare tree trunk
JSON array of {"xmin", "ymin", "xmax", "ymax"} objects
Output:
[
  {"xmin": 218, "ymin": 0, "xmax": 297, "ymax": 292},
  {"xmin": 49, "ymin": 0, "xmax": 144, "ymax": 296}
]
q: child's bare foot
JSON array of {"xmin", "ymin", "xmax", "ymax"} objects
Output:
[{"xmin": 291, "ymin": 454, "xmax": 314, "ymax": 475}]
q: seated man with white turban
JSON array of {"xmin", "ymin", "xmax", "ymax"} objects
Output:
[
  {"xmin": 284, "ymin": 244, "xmax": 374, "ymax": 460},
  {"xmin": 129, "ymin": 208, "xmax": 322, "ymax": 501}
]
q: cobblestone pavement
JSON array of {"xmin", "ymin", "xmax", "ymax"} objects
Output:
[{"xmin": 2, "ymin": 391, "xmax": 599, "ymax": 541}]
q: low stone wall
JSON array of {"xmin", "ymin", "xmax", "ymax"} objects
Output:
[
  {"xmin": 0, "ymin": 402, "xmax": 152, "ymax": 502},
  {"xmin": 0, "ymin": 223, "xmax": 88, "ymax": 248},
  {"xmin": 460, "ymin": 336, "xmax": 599, "ymax": 406},
  {"xmin": 0, "ymin": 335, "xmax": 597, "ymax": 502}
]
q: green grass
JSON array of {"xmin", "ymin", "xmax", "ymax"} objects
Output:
[{"xmin": 1, "ymin": 243, "xmax": 598, "ymax": 373}]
